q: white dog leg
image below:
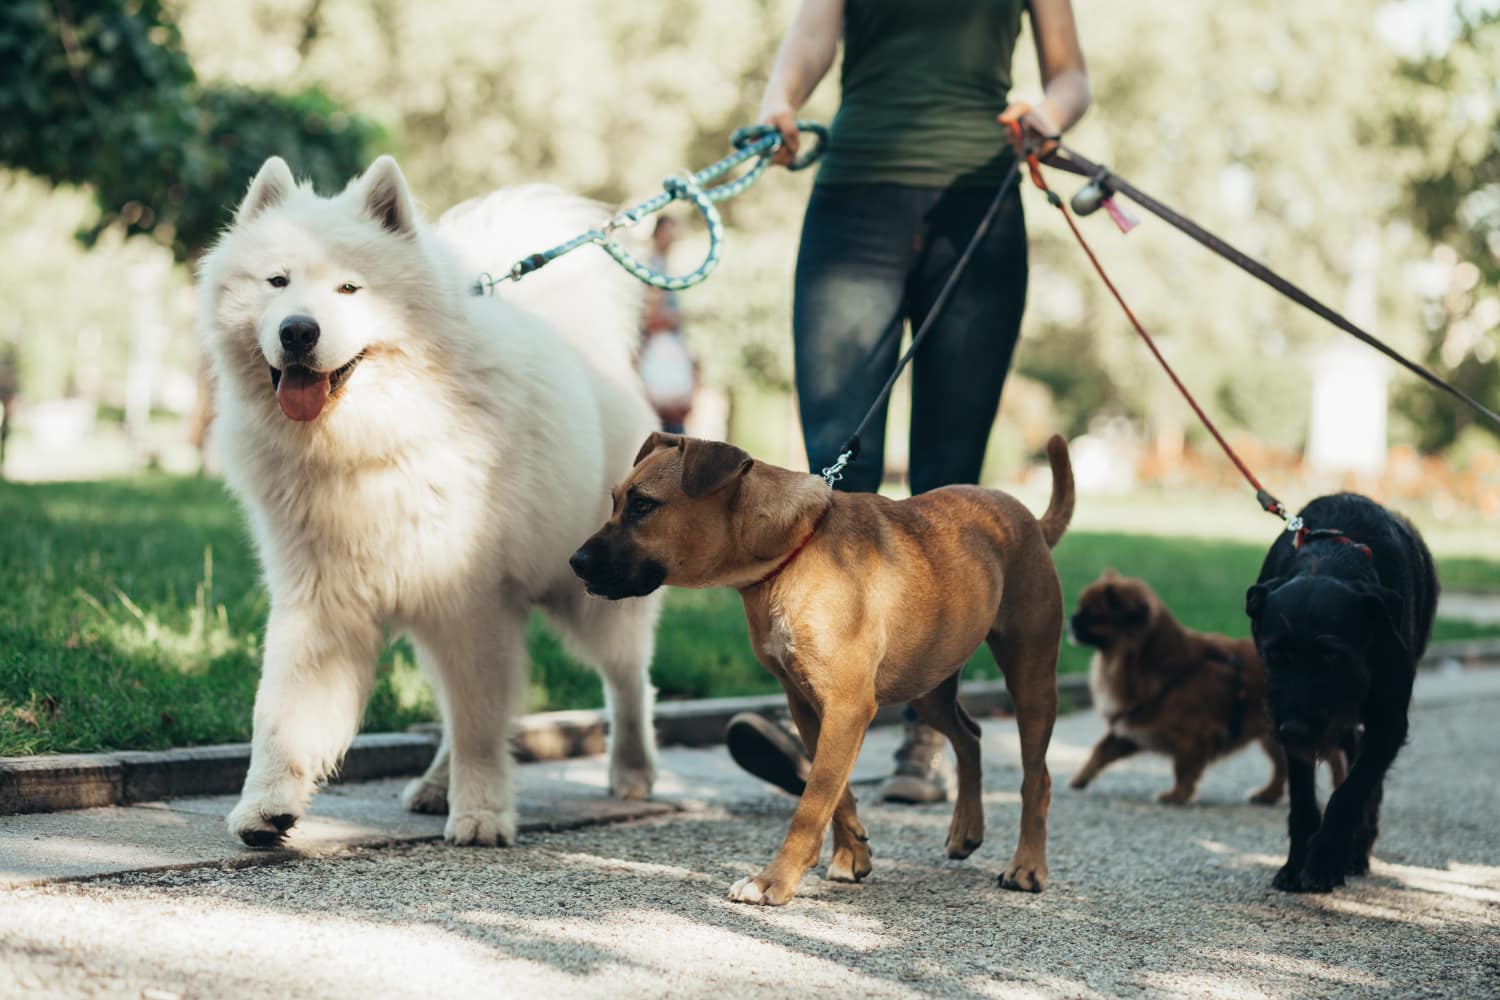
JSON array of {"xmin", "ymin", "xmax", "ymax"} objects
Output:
[
  {"xmin": 415, "ymin": 603, "xmax": 528, "ymax": 846},
  {"xmin": 544, "ymin": 588, "xmax": 661, "ymax": 800},
  {"xmin": 228, "ymin": 605, "xmax": 380, "ymax": 846},
  {"xmin": 401, "ymin": 665, "xmax": 451, "ymax": 814}
]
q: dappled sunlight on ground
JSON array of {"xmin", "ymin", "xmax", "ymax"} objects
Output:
[{"xmin": 3, "ymin": 681, "xmax": 1497, "ymax": 997}]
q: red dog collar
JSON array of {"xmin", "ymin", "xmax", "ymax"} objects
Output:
[
  {"xmin": 1294, "ymin": 526, "xmax": 1373, "ymax": 560},
  {"xmin": 746, "ymin": 502, "xmax": 832, "ymax": 589}
]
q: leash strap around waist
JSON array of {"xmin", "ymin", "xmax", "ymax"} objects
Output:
[
  {"xmin": 1042, "ymin": 144, "xmax": 1500, "ymax": 433},
  {"xmin": 1007, "ymin": 121, "xmax": 1290, "ymax": 521}
]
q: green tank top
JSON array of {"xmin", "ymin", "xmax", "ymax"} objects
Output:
[{"xmin": 816, "ymin": 0, "xmax": 1025, "ymax": 189}]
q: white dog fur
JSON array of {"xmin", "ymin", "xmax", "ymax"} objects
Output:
[{"xmin": 198, "ymin": 155, "xmax": 662, "ymax": 847}]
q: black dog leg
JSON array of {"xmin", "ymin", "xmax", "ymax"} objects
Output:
[
  {"xmin": 1291, "ymin": 713, "xmax": 1407, "ymax": 893},
  {"xmin": 1273, "ymin": 757, "xmax": 1321, "ymax": 891}
]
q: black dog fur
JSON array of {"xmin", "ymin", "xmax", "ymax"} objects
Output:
[{"xmin": 1246, "ymin": 492, "xmax": 1437, "ymax": 893}]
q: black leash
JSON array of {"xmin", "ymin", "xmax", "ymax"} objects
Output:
[
  {"xmin": 1044, "ymin": 143, "xmax": 1500, "ymax": 431},
  {"xmin": 820, "ymin": 152, "xmax": 1029, "ymax": 486}
]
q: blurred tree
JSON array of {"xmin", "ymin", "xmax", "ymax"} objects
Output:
[
  {"xmin": 0, "ymin": 0, "xmax": 375, "ymax": 262},
  {"xmin": 1385, "ymin": 6, "xmax": 1500, "ymax": 451}
]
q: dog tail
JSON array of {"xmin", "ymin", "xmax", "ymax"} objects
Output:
[{"xmin": 1039, "ymin": 434, "xmax": 1074, "ymax": 549}]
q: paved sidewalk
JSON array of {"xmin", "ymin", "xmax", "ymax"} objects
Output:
[{"xmin": 2, "ymin": 669, "xmax": 1497, "ymax": 998}]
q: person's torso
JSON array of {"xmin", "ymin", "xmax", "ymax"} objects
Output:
[{"xmin": 817, "ymin": 0, "xmax": 1025, "ymax": 189}]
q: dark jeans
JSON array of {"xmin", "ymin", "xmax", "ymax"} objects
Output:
[
  {"xmin": 794, "ymin": 182, "xmax": 1028, "ymax": 730},
  {"xmin": 793, "ymin": 182, "xmax": 1028, "ymax": 494}
]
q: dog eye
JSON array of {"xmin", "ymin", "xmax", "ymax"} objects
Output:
[
  {"xmin": 337, "ymin": 282, "xmax": 361, "ymax": 295},
  {"xmin": 267, "ymin": 275, "xmax": 289, "ymax": 288},
  {"xmin": 629, "ymin": 496, "xmax": 659, "ymax": 516}
]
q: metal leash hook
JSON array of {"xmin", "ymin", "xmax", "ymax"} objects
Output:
[{"xmin": 821, "ymin": 451, "xmax": 852, "ymax": 487}]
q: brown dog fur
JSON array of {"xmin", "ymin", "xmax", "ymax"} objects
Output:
[
  {"xmin": 571, "ymin": 433, "xmax": 1076, "ymax": 906},
  {"xmin": 1068, "ymin": 571, "xmax": 1346, "ymax": 804}
]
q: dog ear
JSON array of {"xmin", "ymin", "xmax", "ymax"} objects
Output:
[
  {"xmin": 679, "ymin": 438, "xmax": 753, "ymax": 499},
  {"xmin": 633, "ymin": 431, "xmax": 681, "ymax": 467},
  {"xmin": 237, "ymin": 157, "xmax": 295, "ymax": 222},
  {"xmin": 1245, "ymin": 579, "xmax": 1281, "ymax": 622},
  {"xmin": 359, "ymin": 156, "xmax": 418, "ymax": 236},
  {"xmin": 1101, "ymin": 567, "xmax": 1119, "ymax": 580},
  {"xmin": 1357, "ymin": 583, "xmax": 1409, "ymax": 659}
]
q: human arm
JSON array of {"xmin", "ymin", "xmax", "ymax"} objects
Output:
[
  {"xmin": 1000, "ymin": 0, "xmax": 1091, "ymax": 156},
  {"xmin": 757, "ymin": 0, "xmax": 845, "ymax": 165}
]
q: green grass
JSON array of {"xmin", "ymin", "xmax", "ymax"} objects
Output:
[{"xmin": 2, "ymin": 476, "xmax": 1497, "ymax": 756}]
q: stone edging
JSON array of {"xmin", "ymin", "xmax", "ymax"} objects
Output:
[{"xmin": 6, "ymin": 638, "xmax": 1497, "ymax": 818}]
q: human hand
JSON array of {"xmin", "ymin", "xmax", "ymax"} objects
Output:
[
  {"xmin": 760, "ymin": 106, "xmax": 801, "ymax": 167},
  {"xmin": 998, "ymin": 102, "xmax": 1062, "ymax": 158}
]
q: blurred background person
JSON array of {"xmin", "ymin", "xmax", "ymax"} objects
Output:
[{"xmin": 638, "ymin": 216, "xmax": 698, "ymax": 434}]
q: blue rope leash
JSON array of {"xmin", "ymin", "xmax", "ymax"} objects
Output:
[{"xmin": 474, "ymin": 121, "xmax": 829, "ymax": 295}]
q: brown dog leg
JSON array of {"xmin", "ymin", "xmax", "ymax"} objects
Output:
[
  {"xmin": 1069, "ymin": 733, "xmax": 1140, "ymax": 790},
  {"xmin": 910, "ymin": 673, "xmax": 985, "ymax": 859},
  {"xmin": 1250, "ymin": 734, "xmax": 1287, "ymax": 804},
  {"xmin": 783, "ymin": 690, "xmax": 872, "ymax": 884},
  {"xmin": 729, "ymin": 695, "xmax": 877, "ymax": 906},
  {"xmin": 1159, "ymin": 749, "xmax": 1208, "ymax": 804},
  {"xmin": 988, "ymin": 630, "xmax": 1057, "ymax": 893}
]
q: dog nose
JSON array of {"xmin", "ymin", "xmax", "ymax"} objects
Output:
[
  {"xmin": 569, "ymin": 544, "xmax": 594, "ymax": 579},
  {"xmin": 279, "ymin": 315, "xmax": 320, "ymax": 354},
  {"xmin": 1278, "ymin": 720, "xmax": 1313, "ymax": 744}
]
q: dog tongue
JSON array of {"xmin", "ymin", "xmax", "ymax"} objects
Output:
[{"xmin": 276, "ymin": 367, "xmax": 330, "ymax": 421}]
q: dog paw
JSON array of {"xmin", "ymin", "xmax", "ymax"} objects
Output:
[
  {"xmin": 999, "ymin": 857, "xmax": 1047, "ymax": 894},
  {"xmin": 1344, "ymin": 852, "xmax": 1371, "ymax": 877},
  {"xmin": 401, "ymin": 777, "xmax": 449, "ymax": 815},
  {"xmin": 1272, "ymin": 861, "xmax": 1343, "ymax": 894},
  {"xmin": 1067, "ymin": 773, "xmax": 1091, "ymax": 791},
  {"xmin": 728, "ymin": 870, "xmax": 799, "ymax": 906},
  {"xmin": 1248, "ymin": 786, "xmax": 1283, "ymax": 806},
  {"xmin": 227, "ymin": 800, "xmax": 299, "ymax": 848},
  {"xmin": 827, "ymin": 839, "xmax": 873, "ymax": 883},
  {"xmin": 444, "ymin": 808, "xmax": 517, "ymax": 847},
  {"xmin": 1156, "ymin": 788, "xmax": 1193, "ymax": 806},
  {"xmin": 609, "ymin": 761, "xmax": 656, "ymax": 802},
  {"xmin": 945, "ymin": 813, "xmax": 985, "ymax": 860}
]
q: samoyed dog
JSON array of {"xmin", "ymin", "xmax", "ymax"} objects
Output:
[{"xmin": 198, "ymin": 155, "xmax": 662, "ymax": 847}]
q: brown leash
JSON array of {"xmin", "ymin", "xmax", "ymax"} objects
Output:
[{"xmin": 1006, "ymin": 119, "xmax": 1291, "ymax": 522}]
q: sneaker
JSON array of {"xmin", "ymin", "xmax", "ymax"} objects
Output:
[
  {"xmin": 877, "ymin": 719, "xmax": 953, "ymax": 803},
  {"xmin": 725, "ymin": 712, "xmax": 811, "ymax": 797}
]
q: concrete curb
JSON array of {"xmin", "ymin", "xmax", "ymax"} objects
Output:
[{"xmin": 5, "ymin": 640, "xmax": 1492, "ymax": 817}]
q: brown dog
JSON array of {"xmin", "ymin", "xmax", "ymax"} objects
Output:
[
  {"xmin": 570, "ymin": 432, "xmax": 1075, "ymax": 906},
  {"xmin": 1068, "ymin": 571, "xmax": 1344, "ymax": 804}
]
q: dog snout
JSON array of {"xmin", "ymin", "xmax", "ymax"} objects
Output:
[
  {"xmin": 279, "ymin": 315, "xmax": 321, "ymax": 356},
  {"xmin": 569, "ymin": 540, "xmax": 600, "ymax": 580}
]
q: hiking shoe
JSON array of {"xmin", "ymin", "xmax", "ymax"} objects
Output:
[
  {"xmin": 877, "ymin": 719, "xmax": 954, "ymax": 803},
  {"xmin": 725, "ymin": 712, "xmax": 811, "ymax": 797}
]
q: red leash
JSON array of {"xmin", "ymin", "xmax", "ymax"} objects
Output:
[{"xmin": 1004, "ymin": 116, "xmax": 1289, "ymax": 523}]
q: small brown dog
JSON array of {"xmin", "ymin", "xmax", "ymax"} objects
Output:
[
  {"xmin": 570, "ymin": 433, "xmax": 1075, "ymax": 906},
  {"xmin": 1069, "ymin": 570, "xmax": 1345, "ymax": 805}
]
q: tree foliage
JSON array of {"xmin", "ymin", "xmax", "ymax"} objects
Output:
[
  {"xmin": 1385, "ymin": 7, "xmax": 1500, "ymax": 450},
  {"xmin": 0, "ymin": 0, "xmax": 375, "ymax": 260}
]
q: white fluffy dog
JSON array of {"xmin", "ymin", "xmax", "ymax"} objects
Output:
[{"xmin": 198, "ymin": 155, "xmax": 662, "ymax": 847}]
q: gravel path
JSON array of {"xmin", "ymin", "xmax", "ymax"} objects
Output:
[{"xmin": 3, "ymin": 674, "xmax": 1497, "ymax": 999}]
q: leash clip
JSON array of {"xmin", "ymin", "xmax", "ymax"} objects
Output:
[{"xmin": 821, "ymin": 450, "xmax": 852, "ymax": 488}]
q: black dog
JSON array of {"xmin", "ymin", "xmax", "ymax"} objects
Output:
[{"xmin": 1245, "ymin": 493, "xmax": 1437, "ymax": 893}]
